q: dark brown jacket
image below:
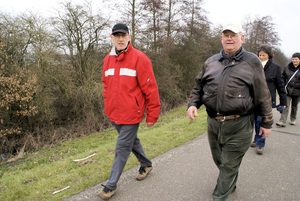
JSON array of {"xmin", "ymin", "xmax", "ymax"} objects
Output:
[{"xmin": 188, "ymin": 48, "xmax": 273, "ymax": 128}]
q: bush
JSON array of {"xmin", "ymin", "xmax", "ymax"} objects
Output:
[{"xmin": 0, "ymin": 43, "xmax": 38, "ymax": 154}]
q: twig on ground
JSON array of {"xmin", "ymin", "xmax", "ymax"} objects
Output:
[
  {"xmin": 73, "ymin": 153, "xmax": 96, "ymax": 162},
  {"xmin": 52, "ymin": 186, "xmax": 71, "ymax": 195}
]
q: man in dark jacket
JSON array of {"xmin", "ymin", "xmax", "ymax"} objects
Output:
[{"xmin": 187, "ymin": 22, "xmax": 273, "ymax": 201}]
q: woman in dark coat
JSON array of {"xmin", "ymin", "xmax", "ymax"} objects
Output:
[
  {"xmin": 276, "ymin": 52, "xmax": 300, "ymax": 127},
  {"xmin": 251, "ymin": 44, "xmax": 287, "ymax": 155}
]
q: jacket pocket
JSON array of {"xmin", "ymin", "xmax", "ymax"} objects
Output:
[
  {"xmin": 133, "ymin": 90, "xmax": 145, "ymax": 114},
  {"xmin": 202, "ymin": 88, "xmax": 217, "ymax": 111},
  {"xmin": 225, "ymin": 88, "xmax": 250, "ymax": 112},
  {"xmin": 134, "ymin": 95, "xmax": 140, "ymax": 109}
]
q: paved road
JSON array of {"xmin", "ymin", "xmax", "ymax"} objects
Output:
[{"xmin": 65, "ymin": 107, "xmax": 300, "ymax": 201}]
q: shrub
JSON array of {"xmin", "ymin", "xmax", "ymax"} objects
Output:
[{"xmin": 0, "ymin": 41, "xmax": 38, "ymax": 153}]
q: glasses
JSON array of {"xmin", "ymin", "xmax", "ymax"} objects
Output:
[{"xmin": 222, "ymin": 33, "xmax": 239, "ymax": 40}]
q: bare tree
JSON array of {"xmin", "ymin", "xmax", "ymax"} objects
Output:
[
  {"xmin": 243, "ymin": 15, "xmax": 281, "ymax": 53},
  {"xmin": 52, "ymin": 1, "xmax": 109, "ymax": 84},
  {"xmin": 165, "ymin": 0, "xmax": 179, "ymax": 40},
  {"xmin": 178, "ymin": 0, "xmax": 209, "ymax": 39},
  {"xmin": 0, "ymin": 12, "xmax": 38, "ymax": 70},
  {"xmin": 139, "ymin": 0, "xmax": 166, "ymax": 53}
]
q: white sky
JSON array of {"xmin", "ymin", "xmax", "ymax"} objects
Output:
[
  {"xmin": 1, "ymin": 0, "xmax": 299, "ymax": 57},
  {"xmin": 202, "ymin": 0, "xmax": 299, "ymax": 57}
]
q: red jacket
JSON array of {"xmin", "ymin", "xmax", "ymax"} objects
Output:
[{"xmin": 102, "ymin": 42, "xmax": 161, "ymax": 124}]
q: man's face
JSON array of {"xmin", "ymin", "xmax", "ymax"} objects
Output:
[
  {"xmin": 292, "ymin": 57, "xmax": 300, "ymax": 67},
  {"xmin": 110, "ymin": 32, "xmax": 131, "ymax": 51},
  {"xmin": 221, "ymin": 30, "xmax": 244, "ymax": 54}
]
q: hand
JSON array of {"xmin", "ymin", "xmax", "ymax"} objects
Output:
[
  {"xmin": 187, "ymin": 106, "xmax": 198, "ymax": 120},
  {"xmin": 146, "ymin": 122, "xmax": 155, "ymax": 127},
  {"xmin": 259, "ymin": 127, "xmax": 271, "ymax": 139},
  {"xmin": 275, "ymin": 104, "xmax": 284, "ymax": 113}
]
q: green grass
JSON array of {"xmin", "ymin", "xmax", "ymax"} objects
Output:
[{"xmin": 0, "ymin": 106, "xmax": 207, "ymax": 201}]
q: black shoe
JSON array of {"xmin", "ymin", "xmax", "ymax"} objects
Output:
[{"xmin": 231, "ymin": 185, "xmax": 237, "ymax": 193}]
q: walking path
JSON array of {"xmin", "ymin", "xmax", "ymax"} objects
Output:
[{"xmin": 65, "ymin": 107, "xmax": 300, "ymax": 201}]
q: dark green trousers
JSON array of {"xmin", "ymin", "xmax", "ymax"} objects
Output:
[{"xmin": 207, "ymin": 115, "xmax": 254, "ymax": 201}]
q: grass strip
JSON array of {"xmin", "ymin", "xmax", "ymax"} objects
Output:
[{"xmin": 0, "ymin": 106, "xmax": 207, "ymax": 201}]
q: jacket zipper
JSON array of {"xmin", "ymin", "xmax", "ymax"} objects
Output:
[{"xmin": 216, "ymin": 61, "xmax": 235, "ymax": 115}]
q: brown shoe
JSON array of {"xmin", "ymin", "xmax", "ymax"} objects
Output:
[
  {"xmin": 276, "ymin": 122, "xmax": 286, "ymax": 127},
  {"xmin": 250, "ymin": 141, "xmax": 257, "ymax": 147},
  {"xmin": 290, "ymin": 121, "xmax": 296, "ymax": 125},
  {"xmin": 256, "ymin": 147, "xmax": 264, "ymax": 155},
  {"xmin": 98, "ymin": 184, "xmax": 116, "ymax": 200},
  {"xmin": 136, "ymin": 166, "xmax": 152, "ymax": 181}
]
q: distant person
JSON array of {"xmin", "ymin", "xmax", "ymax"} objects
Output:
[
  {"xmin": 250, "ymin": 44, "xmax": 287, "ymax": 155},
  {"xmin": 187, "ymin": 22, "xmax": 273, "ymax": 201},
  {"xmin": 276, "ymin": 52, "xmax": 300, "ymax": 127},
  {"xmin": 99, "ymin": 23, "xmax": 161, "ymax": 200}
]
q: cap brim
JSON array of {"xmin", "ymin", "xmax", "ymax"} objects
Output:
[
  {"xmin": 112, "ymin": 30, "xmax": 128, "ymax": 34},
  {"xmin": 222, "ymin": 28, "xmax": 240, "ymax": 33}
]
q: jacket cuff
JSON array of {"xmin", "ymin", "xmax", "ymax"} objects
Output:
[
  {"xmin": 146, "ymin": 116, "xmax": 158, "ymax": 123},
  {"xmin": 187, "ymin": 103, "xmax": 198, "ymax": 109}
]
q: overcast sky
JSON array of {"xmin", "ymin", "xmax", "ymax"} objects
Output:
[{"xmin": 1, "ymin": 0, "xmax": 299, "ymax": 57}]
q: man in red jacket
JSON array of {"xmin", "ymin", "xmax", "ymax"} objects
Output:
[{"xmin": 99, "ymin": 23, "xmax": 161, "ymax": 200}]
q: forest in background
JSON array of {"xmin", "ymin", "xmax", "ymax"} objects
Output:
[{"xmin": 0, "ymin": 0, "xmax": 289, "ymax": 155}]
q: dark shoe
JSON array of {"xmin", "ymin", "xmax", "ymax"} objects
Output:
[
  {"xmin": 276, "ymin": 122, "xmax": 286, "ymax": 127},
  {"xmin": 98, "ymin": 184, "xmax": 116, "ymax": 200},
  {"xmin": 250, "ymin": 141, "xmax": 257, "ymax": 147},
  {"xmin": 136, "ymin": 166, "xmax": 152, "ymax": 181},
  {"xmin": 256, "ymin": 147, "xmax": 264, "ymax": 155},
  {"xmin": 290, "ymin": 121, "xmax": 296, "ymax": 125},
  {"xmin": 231, "ymin": 185, "xmax": 237, "ymax": 193}
]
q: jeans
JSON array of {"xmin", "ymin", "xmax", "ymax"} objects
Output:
[
  {"xmin": 207, "ymin": 115, "xmax": 254, "ymax": 201},
  {"xmin": 105, "ymin": 123, "xmax": 152, "ymax": 190},
  {"xmin": 280, "ymin": 95, "xmax": 300, "ymax": 123},
  {"xmin": 254, "ymin": 115, "xmax": 265, "ymax": 147}
]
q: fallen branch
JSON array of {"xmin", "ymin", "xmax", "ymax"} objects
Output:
[
  {"xmin": 73, "ymin": 153, "xmax": 96, "ymax": 162},
  {"xmin": 52, "ymin": 186, "xmax": 70, "ymax": 195}
]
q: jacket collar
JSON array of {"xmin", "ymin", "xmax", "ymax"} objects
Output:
[
  {"xmin": 288, "ymin": 62, "xmax": 300, "ymax": 72},
  {"xmin": 219, "ymin": 47, "xmax": 244, "ymax": 62},
  {"xmin": 264, "ymin": 59, "xmax": 272, "ymax": 71}
]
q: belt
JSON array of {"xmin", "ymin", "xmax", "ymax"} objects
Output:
[{"xmin": 214, "ymin": 115, "xmax": 241, "ymax": 121}]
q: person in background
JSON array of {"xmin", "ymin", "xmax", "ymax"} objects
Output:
[
  {"xmin": 250, "ymin": 44, "xmax": 287, "ymax": 155},
  {"xmin": 99, "ymin": 23, "xmax": 161, "ymax": 200},
  {"xmin": 187, "ymin": 22, "xmax": 273, "ymax": 201},
  {"xmin": 276, "ymin": 52, "xmax": 300, "ymax": 127}
]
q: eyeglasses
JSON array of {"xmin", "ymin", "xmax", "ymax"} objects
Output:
[{"xmin": 222, "ymin": 33, "xmax": 239, "ymax": 40}]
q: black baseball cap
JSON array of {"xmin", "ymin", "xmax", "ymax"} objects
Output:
[{"xmin": 112, "ymin": 23, "xmax": 129, "ymax": 34}]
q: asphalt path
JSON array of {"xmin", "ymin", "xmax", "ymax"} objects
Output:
[{"xmin": 65, "ymin": 106, "xmax": 300, "ymax": 201}]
